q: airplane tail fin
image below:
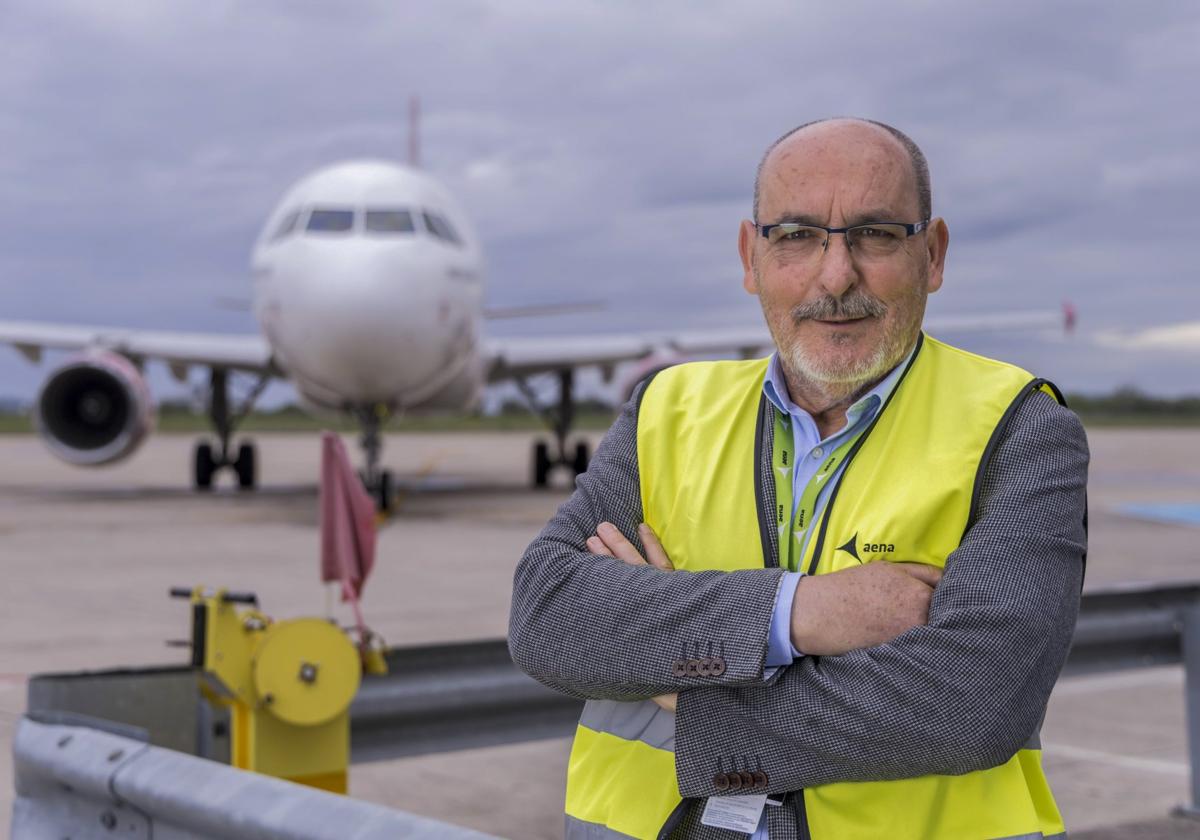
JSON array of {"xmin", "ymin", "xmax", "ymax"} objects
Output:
[
  {"xmin": 408, "ymin": 95, "xmax": 420, "ymax": 168},
  {"xmin": 1063, "ymin": 300, "xmax": 1077, "ymax": 334}
]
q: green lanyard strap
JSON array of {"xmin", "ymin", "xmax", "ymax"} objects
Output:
[{"xmin": 771, "ymin": 410, "xmax": 860, "ymax": 572}]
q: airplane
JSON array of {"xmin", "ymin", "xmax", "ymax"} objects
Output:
[{"xmin": 0, "ymin": 159, "xmax": 1073, "ymax": 510}]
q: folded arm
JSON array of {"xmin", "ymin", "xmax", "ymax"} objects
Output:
[
  {"xmin": 507, "ymin": 380, "xmax": 784, "ymax": 700},
  {"xmin": 672, "ymin": 391, "xmax": 1088, "ymax": 795}
]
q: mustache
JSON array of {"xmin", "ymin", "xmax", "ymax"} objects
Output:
[{"xmin": 790, "ymin": 291, "xmax": 888, "ymax": 323}]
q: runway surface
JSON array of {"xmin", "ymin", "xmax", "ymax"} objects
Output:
[{"xmin": 2, "ymin": 426, "xmax": 1200, "ymax": 838}]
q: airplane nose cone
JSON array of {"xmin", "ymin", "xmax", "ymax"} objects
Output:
[{"xmin": 271, "ymin": 243, "xmax": 463, "ymax": 403}]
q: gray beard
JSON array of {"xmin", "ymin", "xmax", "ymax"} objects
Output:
[
  {"xmin": 780, "ymin": 333, "xmax": 905, "ymax": 404},
  {"xmin": 785, "ymin": 311, "xmax": 910, "ymax": 379},
  {"xmin": 760, "ymin": 285, "xmax": 926, "ymax": 409}
]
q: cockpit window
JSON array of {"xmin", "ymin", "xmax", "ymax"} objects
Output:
[
  {"xmin": 365, "ymin": 209, "xmax": 416, "ymax": 234},
  {"xmin": 271, "ymin": 209, "xmax": 300, "ymax": 241},
  {"xmin": 422, "ymin": 210, "xmax": 462, "ymax": 246},
  {"xmin": 306, "ymin": 208, "xmax": 355, "ymax": 233}
]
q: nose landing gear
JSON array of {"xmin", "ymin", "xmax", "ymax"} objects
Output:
[
  {"xmin": 355, "ymin": 404, "xmax": 394, "ymax": 512},
  {"xmin": 520, "ymin": 369, "xmax": 592, "ymax": 488}
]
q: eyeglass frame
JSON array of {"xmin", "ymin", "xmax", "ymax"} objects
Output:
[{"xmin": 755, "ymin": 219, "xmax": 931, "ymax": 251}]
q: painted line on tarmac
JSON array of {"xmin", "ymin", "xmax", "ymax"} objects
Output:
[
  {"xmin": 1044, "ymin": 743, "xmax": 1188, "ymax": 776},
  {"xmin": 1115, "ymin": 502, "xmax": 1200, "ymax": 527}
]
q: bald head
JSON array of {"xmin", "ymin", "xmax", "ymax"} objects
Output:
[{"xmin": 753, "ymin": 118, "xmax": 931, "ymax": 221}]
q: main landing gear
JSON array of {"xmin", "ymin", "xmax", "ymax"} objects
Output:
[
  {"xmin": 519, "ymin": 369, "xmax": 591, "ymax": 488},
  {"xmin": 193, "ymin": 368, "xmax": 269, "ymax": 492}
]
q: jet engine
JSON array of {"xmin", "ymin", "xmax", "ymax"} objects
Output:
[{"xmin": 34, "ymin": 351, "xmax": 155, "ymax": 466}]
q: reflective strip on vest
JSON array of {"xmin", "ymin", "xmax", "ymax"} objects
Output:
[
  {"xmin": 565, "ymin": 813, "xmax": 640, "ymax": 840},
  {"xmin": 565, "ymin": 700, "xmax": 681, "ymax": 840},
  {"xmin": 579, "ymin": 699, "xmax": 675, "ymax": 751}
]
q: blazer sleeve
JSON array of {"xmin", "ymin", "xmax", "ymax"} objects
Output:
[
  {"xmin": 672, "ymin": 390, "xmax": 1089, "ymax": 795},
  {"xmin": 508, "ymin": 379, "xmax": 786, "ymax": 700}
]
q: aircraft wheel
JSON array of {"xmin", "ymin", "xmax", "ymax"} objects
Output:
[
  {"xmin": 376, "ymin": 469, "xmax": 393, "ymax": 512},
  {"xmin": 235, "ymin": 441, "xmax": 257, "ymax": 490},
  {"xmin": 532, "ymin": 441, "xmax": 552, "ymax": 488},
  {"xmin": 194, "ymin": 442, "xmax": 216, "ymax": 490},
  {"xmin": 571, "ymin": 440, "xmax": 591, "ymax": 477}
]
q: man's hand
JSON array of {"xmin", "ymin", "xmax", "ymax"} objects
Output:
[
  {"xmin": 650, "ymin": 693, "xmax": 677, "ymax": 713},
  {"xmin": 585, "ymin": 521, "xmax": 674, "ymax": 571},
  {"xmin": 791, "ymin": 561, "xmax": 942, "ymax": 656},
  {"xmin": 587, "ymin": 522, "xmax": 678, "ymax": 712}
]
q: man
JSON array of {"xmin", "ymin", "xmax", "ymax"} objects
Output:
[{"xmin": 509, "ymin": 118, "xmax": 1088, "ymax": 840}]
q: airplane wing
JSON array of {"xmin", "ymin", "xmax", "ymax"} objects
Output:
[
  {"xmin": 0, "ymin": 320, "xmax": 275, "ymax": 375},
  {"xmin": 1095, "ymin": 320, "xmax": 1200, "ymax": 351},
  {"xmin": 483, "ymin": 327, "xmax": 774, "ymax": 382},
  {"xmin": 925, "ymin": 309, "xmax": 1070, "ymax": 335},
  {"xmin": 484, "ymin": 307, "xmax": 1072, "ymax": 382}
]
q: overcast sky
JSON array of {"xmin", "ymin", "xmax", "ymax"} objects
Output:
[{"xmin": 1, "ymin": 0, "xmax": 1197, "ymax": 404}]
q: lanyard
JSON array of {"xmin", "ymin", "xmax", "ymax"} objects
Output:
[{"xmin": 771, "ymin": 409, "xmax": 863, "ymax": 572}]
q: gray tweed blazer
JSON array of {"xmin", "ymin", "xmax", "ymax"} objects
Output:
[{"xmin": 509, "ymin": 372, "xmax": 1089, "ymax": 840}]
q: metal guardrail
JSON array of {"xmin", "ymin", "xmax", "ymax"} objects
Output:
[
  {"xmin": 11, "ymin": 715, "xmax": 499, "ymax": 840},
  {"xmin": 1063, "ymin": 582, "xmax": 1200, "ymax": 819},
  {"xmin": 344, "ymin": 583, "xmax": 1200, "ymax": 759},
  {"xmin": 1066, "ymin": 581, "xmax": 1200, "ymax": 676},
  {"xmin": 352, "ymin": 639, "xmax": 582, "ymax": 761},
  {"xmin": 21, "ymin": 582, "xmax": 1200, "ymax": 816},
  {"xmin": 345, "ymin": 582, "xmax": 1200, "ymax": 818}
]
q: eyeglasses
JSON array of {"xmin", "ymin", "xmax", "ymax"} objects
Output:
[{"xmin": 756, "ymin": 219, "xmax": 930, "ymax": 261}]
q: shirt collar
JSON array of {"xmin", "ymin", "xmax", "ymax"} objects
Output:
[{"xmin": 762, "ymin": 339, "xmax": 918, "ymax": 435}]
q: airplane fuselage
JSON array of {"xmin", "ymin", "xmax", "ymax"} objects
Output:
[{"xmin": 250, "ymin": 160, "xmax": 486, "ymax": 415}]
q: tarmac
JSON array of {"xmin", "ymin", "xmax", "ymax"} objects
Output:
[{"xmin": 2, "ymin": 426, "xmax": 1200, "ymax": 839}]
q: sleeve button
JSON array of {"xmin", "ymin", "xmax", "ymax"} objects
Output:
[
  {"xmin": 710, "ymin": 657, "xmax": 727, "ymax": 676},
  {"xmin": 713, "ymin": 773, "xmax": 730, "ymax": 791},
  {"xmin": 739, "ymin": 771, "xmax": 756, "ymax": 788},
  {"xmin": 753, "ymin": 771, "xmax": 769, "ymax": 787},
  {"xmin": 672, "ymin": 660, "xmax": 688, "ymax": 677}
]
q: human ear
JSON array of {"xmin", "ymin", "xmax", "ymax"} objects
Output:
[
  {"xmin": 739, "ymin": 220, "xmax": 759, "ymax": 294},
  {"xmin": 925, "ymin": 218, "xmax": 949, "ymax": 293}
]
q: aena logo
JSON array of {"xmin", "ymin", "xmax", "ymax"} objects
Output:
[{"xmin": 836, "ymin": 532, "xmax": 895, "ymax": 562}]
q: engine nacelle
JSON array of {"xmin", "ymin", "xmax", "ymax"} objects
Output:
[{"xmin": 34, "ymin": 351, "xmax": 155, "ymax": 466}]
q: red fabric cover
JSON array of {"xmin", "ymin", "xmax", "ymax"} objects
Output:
[{"xmin": 319, "ymin": 431, "xmax": 376, "ymax": 601}]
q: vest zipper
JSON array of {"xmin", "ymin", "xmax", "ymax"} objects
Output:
[
  {"xmin": 792, "ymin": 791, "xmax": 813, "ymax": 840},
  {"xmin": 753, "ymin": 392, "xmax": 778, "ymax": 569}
]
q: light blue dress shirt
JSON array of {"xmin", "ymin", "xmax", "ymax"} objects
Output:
[{"xmin": 750, "ymin": 348, "xmax": 913, "ymax": 839}]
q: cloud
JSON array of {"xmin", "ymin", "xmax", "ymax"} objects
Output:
[{"xmin": 0, "ymin": 0, "xmax": 1197, "ymax": 402}]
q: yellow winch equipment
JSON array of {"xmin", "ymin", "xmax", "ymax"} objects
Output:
[{"xmin": 173, "ymin": 587, "xmax": 361, "ymax": 793}]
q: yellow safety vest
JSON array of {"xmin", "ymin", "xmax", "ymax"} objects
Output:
[{"xmin": 564, "ymin": 334, "xmax": 1067, "ymax": 840}]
